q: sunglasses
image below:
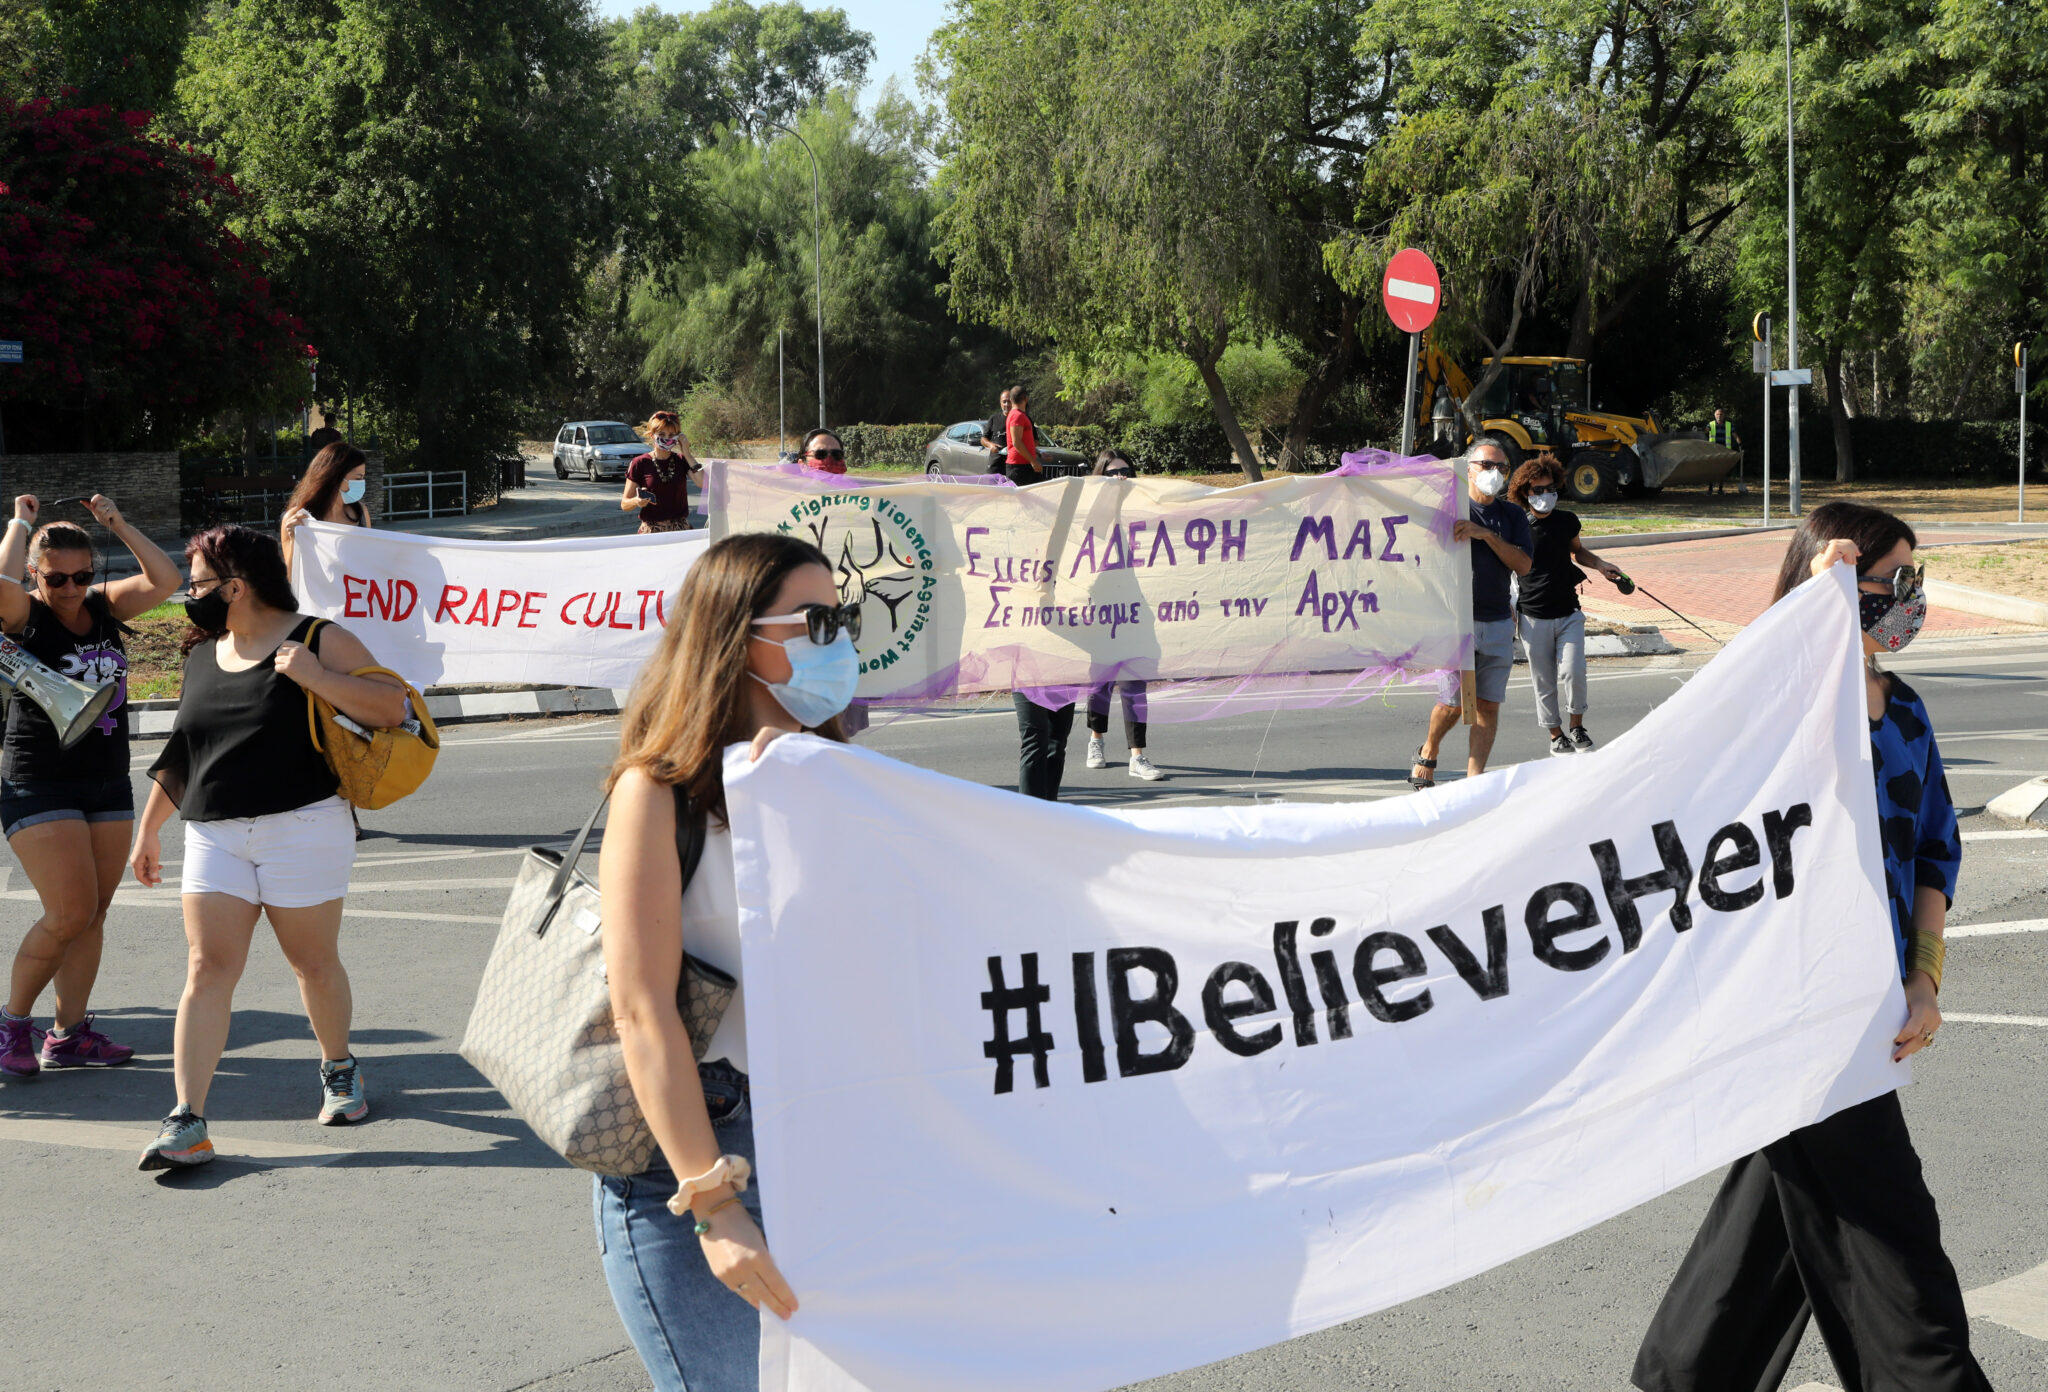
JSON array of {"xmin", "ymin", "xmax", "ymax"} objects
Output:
[
  {"xmin": 38, "ymin": 569, "xmax": 95, "ymax": 589},
  {"xmin": 752, "ymin": 602, "xmax": 862, "ymax": 646},
  {"xmin": 806, "ymin": 448, "xmax": 847, "ymax": 462},
  {"xmin": 1860, "ymin": 563, "xmax": 1925, "ymax": 602}
]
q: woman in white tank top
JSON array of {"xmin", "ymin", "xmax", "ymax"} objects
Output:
[{"xmin": 594, "ymin": 532, "xmax": 866, "ymax": 1392}]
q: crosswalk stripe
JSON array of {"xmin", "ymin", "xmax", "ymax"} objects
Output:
[
  {"xmin": 1966, "ymin": 1259, "xmax": 2048, "ymax": 1341},
  {"xmin": 0, "ymin": 1117, "xmax": 348, "ymax": 1166},
  {"xmin": 1947, "ymin": 918, "xmax": 2048, "ymax": 938}
]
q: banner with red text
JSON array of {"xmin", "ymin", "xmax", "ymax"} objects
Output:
[
  {"xmin": 289, "ymin": 521, "xmax": 707, "ymax": 690},
  {"xmin": 710, "ymin": 455, "xmax": 1473, "ymax": 700}
]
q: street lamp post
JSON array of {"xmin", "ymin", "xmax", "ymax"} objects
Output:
[
  {"xmin": 765, "ymin": 117, "xmax": 827, "ymax": 431},
  {"xmin": 1784, "ymin": 0, "xmax": 1803, "ymax": 515}
]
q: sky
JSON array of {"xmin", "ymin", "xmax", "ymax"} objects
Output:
[{"xmin": 596, "ymin": 0, "xmax": 952, "ymax": 104}]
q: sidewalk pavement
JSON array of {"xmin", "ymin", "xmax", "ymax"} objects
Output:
[
  {"xmin": 1579, "ymin": 525, "xmax": 2046, "ymax": 650},
  {"xmin": 377, "ymin": 474, "xmax": 648, "ymax": 542}
]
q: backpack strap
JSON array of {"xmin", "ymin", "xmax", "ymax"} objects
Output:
[{"xmin": 671, "ymin": 784, "xmax": 706, "ymax": 896}]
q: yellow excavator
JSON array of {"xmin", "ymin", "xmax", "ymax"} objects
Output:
[{"xmin": 1417, "ymin": 344, "xmax": 1740, "ymax": 502}]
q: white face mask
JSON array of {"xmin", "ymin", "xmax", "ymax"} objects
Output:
[
  {"xmin": 1529, "ymin": 491, "xmax": 1558, "ymax": 514},
  {"xmin": 1474, "ymin": 466, "xmax": 1508, "ymax": 498}
]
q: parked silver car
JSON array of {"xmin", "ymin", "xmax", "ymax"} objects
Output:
[
  {"xmin": 923, "ymin": 421, "xmax": 1088, "ymax": 477},
  {"xmin": 552, "ymin": 420, "xmax": 643, "ymax": 481}
]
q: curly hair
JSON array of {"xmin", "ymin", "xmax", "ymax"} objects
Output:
[{"xmin": 1506, "ymin": 453, "xmax": 1565, "ymax": 508}]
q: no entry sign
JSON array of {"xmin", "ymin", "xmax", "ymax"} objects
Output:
[{"xmin": 1382, "ymin": 249, "xmax": 1441, "ymax": 335}]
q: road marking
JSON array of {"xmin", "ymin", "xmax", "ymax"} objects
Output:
[
  {"xmin": 1962, "ymin": 829, "xmax": 2048, "ymax": 841},
  {"xmin": 1947, "ymin": 918, "xmax": 2048, "ymax": 939},
  {"xmin": 343, "ymin": 907, "xmax": 499, "ymax": 924},
  {"xmin": 1947, "ymin": 1012, "xmax": 2048, "ymax": 1027},
  {"xmin": 0, "ymin": 1116, "xmax": 349, "ymax": 1166},
  {"xmin": 1967, "ymin": 1259, "xmax": 2048, "ymax": 1341}
]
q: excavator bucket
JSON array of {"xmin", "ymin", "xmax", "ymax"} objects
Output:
[{"xmin": 1635, "ymin": 431, "xmax": 1741, "ymax": 489}]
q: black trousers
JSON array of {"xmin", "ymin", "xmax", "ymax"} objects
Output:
[
  {"xmin": 1085, "ymin": 680, "xmax": 1148, "ymax": 749},
  {"xmin": 1013, "ymin": 694, "xmax": 1074, "ymax": 800},
  {"xmin": 1633, "ymin": 1091, "xmax": 1989, "ymax": 1392}
]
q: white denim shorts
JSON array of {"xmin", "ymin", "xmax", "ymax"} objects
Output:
[{"xmin": 182, "ymin": 795, "xmax": 356, "ymax": 908}]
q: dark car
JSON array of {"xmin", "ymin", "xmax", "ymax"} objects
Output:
[
  {"xmin": 552, "ymin": 421, "xmax": 643, "ymax": 481},
  {"xmin": 922, "ymin": 421, "xmax": 1089, "ymax": 477}
]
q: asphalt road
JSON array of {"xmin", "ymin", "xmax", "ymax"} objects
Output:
[{"xmin": 5, "ymin": 631, "xmax": 2046, "ymax": 1392}]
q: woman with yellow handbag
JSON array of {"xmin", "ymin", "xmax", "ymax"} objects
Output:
[{"xmin": 130, "ymin": 525, "xmax": 409, "ymax": 1170}]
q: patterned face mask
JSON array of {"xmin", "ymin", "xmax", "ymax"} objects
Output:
[{"xmin": 1860, "ymin": 589, "xmax": 1927, "ymax": 652}]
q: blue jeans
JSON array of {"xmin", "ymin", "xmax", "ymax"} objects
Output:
[{"xmin": 595, "ymin": 1105, "xmax": 761, "ymax": 1392}]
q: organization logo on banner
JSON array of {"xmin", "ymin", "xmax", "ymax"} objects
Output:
[{"xmin": 776, "ymin": 491, "xmax": 938, "ymax": 677}]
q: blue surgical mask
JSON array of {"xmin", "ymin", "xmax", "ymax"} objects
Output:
[
  {"xmin": 341, "ymin": 479, "xmax": 366, "ymax": 505},
  {"xmin": 751, "ymin": 629, "xmax": 859, "ymax": 727}
]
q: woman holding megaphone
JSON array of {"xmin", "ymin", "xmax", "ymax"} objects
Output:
[{"xmin": 0, "ymin": 494, "xmax": 181, "ymax": 1079}]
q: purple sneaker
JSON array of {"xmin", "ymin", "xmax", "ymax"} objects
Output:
[
  {"xmin": 40, "ymin": 1015, "xmax": 135, "ymax": 1068},
  {"xmin": 1, "ymin": 1014, "xmax": 39, "ymax": 1078}
]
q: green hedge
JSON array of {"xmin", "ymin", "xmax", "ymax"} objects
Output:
[
  {"xmin": 838, "ymin": 423, "xmax": 946, "ymax": 467},
  {"xmin": 1840, "ymin": 417, "xmax": 2047, "ymax": 481}
]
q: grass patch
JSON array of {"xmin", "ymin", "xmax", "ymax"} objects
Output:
[{"xmin": 124, "ymin": 602, "xmax": 188, "ymax": 701}]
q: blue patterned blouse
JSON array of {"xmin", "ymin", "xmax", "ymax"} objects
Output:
[{"xmin": 1869, "ymin": 675, "xmax": 1961, "ymax": 976}]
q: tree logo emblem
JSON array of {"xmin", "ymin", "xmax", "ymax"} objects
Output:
[{"xmin": 775, "ymin": 491, "xmax": 937, "ymax": 679}]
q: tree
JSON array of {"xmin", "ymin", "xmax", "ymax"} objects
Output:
[
  {"xmin": 179, "ymin": 0, "xmax": 671, "ymax": 476},
  {"xmin": 932, "ymin": 0, "xmax": 1400, "ymax": 482},
  {"xmin": 632, "ymin": 88, "xmax": 1005, "ymax": 434},
  {"xmin": 607, "ymin": 0, "xmax": 872, "ymax": 139},
  {"xmin": 0, "ymin": 95, "xmax": 301, "ymax": 451},
  {"xmin": 1328, "ymin": 1, "xmax": 1679, "ymax": 440},
  {"xmin": 0, "ymin": 0, "xmax": 203, "ymax": 109}
]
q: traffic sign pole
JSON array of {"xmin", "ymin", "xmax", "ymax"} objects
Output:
[
  {"xmin": 1399, "ymin": 332, "xmax": 1419, "ymax": 457},
  {"xmin": 2020, "ymin": 342, "xmax": 2029, "ymax": 524},
  {"xmin": 1754, "ymin": 314, "xmax": 1772, "ymax": 526}
]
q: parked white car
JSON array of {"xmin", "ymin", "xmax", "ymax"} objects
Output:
[{"xmin": 552, "ymin": 421, "xmax": 642, "ymax": 481}]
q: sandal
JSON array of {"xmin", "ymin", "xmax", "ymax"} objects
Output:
[{"xmin": 1408, "ymin": 747, "xmax": 1437, "ymax": 791}]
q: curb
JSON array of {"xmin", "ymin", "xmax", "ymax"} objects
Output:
[
  {"xmin": 1988, "ymin": 777, "xmax": 2048, "ymax": 824},
  {"xmin": 1925, "ymin": 579, "xmax": 2048, "ymax": 628},
  {"xmin": 130, "ymin": 685, "xmax": 631, "ymax": 738},
  {"xmin": 127, "ymin": 624, "xmax": 1681, "ymax": 736},
  {"xmin": 1589, "ymin": 524, "xmax": 1796, "ymax": 549}
]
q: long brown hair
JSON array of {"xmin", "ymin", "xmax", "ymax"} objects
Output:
[
  {"xmin": 608, "ymin": 533, "xmax": 845, "ymax": 827},
  {"xmin": 1771, "ymin": 501, "xmax": 1917, "ymax": 604},
  {"xmin": 286, "ymin": 442, "xmax": 367, "ymax": 525}
]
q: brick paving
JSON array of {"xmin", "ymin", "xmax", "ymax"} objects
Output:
[{"xmin": 1574, "ymin": 526, "xmax": 2044, "ymax": 651}]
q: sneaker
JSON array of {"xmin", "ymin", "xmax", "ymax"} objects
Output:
[
  {"xmin": 40, "ymin": 1014, "xmax": 135, "ymax": 1069},
  {"xmin": 1085, "ymin": 736, "xmax": 1107, "ymax": 769},
  {"xmin": 1570, "ymin": 727, "xmax": 1595, "ymax": 752},
  {"xmin": 137, "ymin": 1106, "xmax": 214, "ymax": 1170},
  {"xmin": 1128, "ymin": 752, "xmax": 1166, "ymax": 781},
  {"xmin": 318, "ymin": 1056, "xmax": 368, "ymax": 1125},
  {"xmin": 0, "ymin": 1014, "xmax": 39, "ymax": 1078},
  {"xmin": 1549, "ymin": 734, "xmax": 1575, "ymax": 757}
]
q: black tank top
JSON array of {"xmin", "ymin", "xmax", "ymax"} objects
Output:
[
  {"xmin": 2, "ymin": 593, "xmax": 129, "ymax": 782},
  {"xmin": 149, "ymin": 617, "xmax": 340, "ymax": 821}
]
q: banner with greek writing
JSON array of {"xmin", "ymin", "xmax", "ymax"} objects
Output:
[
  {"xmin": 289, "ymin": 521, "xmax": 708, "ymax": 690},
  {"xmin": 709, "ymin": 454, "xmax": 1472, "ymax": 699},
  {"xmin": 727, "ymin": 567, "xmax": 1904, "ymax": 1392}
]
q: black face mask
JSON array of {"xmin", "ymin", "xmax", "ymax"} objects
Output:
[{"xmin": 184, "ymin": 584, "xmax": 232, "ymax": 631}]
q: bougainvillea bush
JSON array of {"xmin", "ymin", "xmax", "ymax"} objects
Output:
[{"xmin": 0, "ymin": 96, "xmax": 302, "ymax": 450}]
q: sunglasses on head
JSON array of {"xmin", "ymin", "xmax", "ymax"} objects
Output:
[
  {"xmin": 752, "ymin": 601, "xmax": 862, "ymax": 646},
  {"xmin": 38, "ymin": 569, "xmax": 94, "ymax": 589},
  {"xmin": 1860, "ymin": 563, "xmax": 1925, "ymax": 602},
  {"xmin": 807, "ymin": 447, "xmax": 846, "ymax": 461}
]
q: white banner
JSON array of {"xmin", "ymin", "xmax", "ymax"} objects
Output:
[
  {"xmin": 289, "ymin": 521, "xmax": 708, "ymax": 690},
  {"xmin": 712, "ymin": 455, "xmax": 1471, "ymax": 699},
  {"xmin": 725, "ymin": 567, "xmax": 1905, "ymax": 1392}
]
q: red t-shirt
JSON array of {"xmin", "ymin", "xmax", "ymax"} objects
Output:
[
  {"xmin": 626, "ymin": 453, "xmax": 693, "ymax": 523},
  {"xmin": 1005, "ymin": 408, "xmax": 1039, "ymax": 468}
]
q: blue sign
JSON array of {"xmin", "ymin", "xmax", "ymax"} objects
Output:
[{"xmin": 0, "ymin": 341, "xmax": 21, "ymax": 364}]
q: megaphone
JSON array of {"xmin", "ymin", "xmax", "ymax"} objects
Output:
[{"xmin": 0, "ymin": 634, "xmax": 119, "ymax": 748}]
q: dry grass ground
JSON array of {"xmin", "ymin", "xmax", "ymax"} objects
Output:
[{"xmin": 1925, "ymin": 539, "xmax": 2048, "ymax": 604}]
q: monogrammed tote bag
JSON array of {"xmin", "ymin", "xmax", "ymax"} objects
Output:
[{"xmin": 460, "ymin": 789, "xmax": 730, "ymax": 1176}]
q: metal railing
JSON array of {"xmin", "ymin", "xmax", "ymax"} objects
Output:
[{"xmin": 385, "ymin": 470, "xmax": 469, "ymax": 520}]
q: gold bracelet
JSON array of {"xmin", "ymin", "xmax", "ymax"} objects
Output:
[
  {"xmin": 691, "ymin": 1192, "xmax": 745, "ymax": 1235},
  {"xmin": 1909, "ymin": 931, "xmax": 1946, "ymax": 994}
]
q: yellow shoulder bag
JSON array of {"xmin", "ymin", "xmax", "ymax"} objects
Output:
[{"xmin": 302, "ymin": 619, "xmax": 441, "ymax": 809}]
